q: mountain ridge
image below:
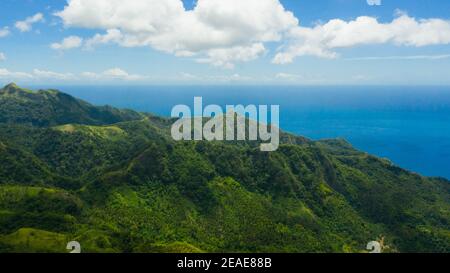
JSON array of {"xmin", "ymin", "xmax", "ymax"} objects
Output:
[
  {"xmin": 0, "ymin": 84, "xmax": 448, "ymax": 253},
  {"xmin": 0, "ymin": 83, "xmax": 144, "ymax": 127}
]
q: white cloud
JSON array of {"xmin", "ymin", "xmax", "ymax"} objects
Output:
[
  {"xmin": 0, "ymin": 68, "xmax": 147, "ymax": 82},
  {"xmin": 0, "ymin": 68, "xmax": 154, "ymax": 82},
  {"xmin": 146, "ymin": 72, "xmax": 253, "ymax": 83},
  {"xmin": 82, "ymin": 68, "xmax": 146, "ymax": 81},
  {"xmin": 0, "ymin": 68, "xmax": 75, "ymax": 81},
  {"xmin": 84, "ymin": 29, "xmax": 122, "ymax": 50},
  {"xmin": 80, "ymin": 71, "xmax": 100, "ymax": 79},
  {"xmin": 212, "ymin": 73, "xmax": 252, "ymax": 82},
  {"xmin": 0, "ymin": 53, "xmax": 5, "ymax": 61},
  {"xmin": 177, "ymin": 72, "xmax": 252, "ymax": 82},
  {"xmin": 32, "ymin": 69, "xmax": 76, "ymax": 80},
  {"xmin": 274, "ymin": 13, "xmax": 450, "ymax": 64},
  {"xmin": 102, "ymin": 68, "xmax": 145, "ymax": 80},
  {"xmin": 15, "ymin": 13, "xmax": 44, "ymax": 32},
  {"xmin": 56, "ymin": 0, "xmax": 297, "ymax": 68},
  {"xmin": 56, "ymin": 1, "xmax": 450, "ymax": 66},
  {"xmin": 196, "ymin": 43, "xmax": 266, "ymax": 69},
  {"xmin": 0, "ymin": 27, "xmax": 10, "ymax": 38},
  {"xmin": 0, "ymin": 68, "xmax": 78, "ymax": 82},
  {"xmin": 346, "ymin": 54, "xmax": 450, "ymax": 61},
  {"xmin": 275, "ymin": 72, "xmax": 302, "ymax": 80},
  {"xmin": 0, "ymin": 68, "xmax": 78, "ymax": 81},
  {"xmin": 0, "ymin": 68, "xmax": 33, "ymax": 79},
  {"xmin": 51, "ymin": 36, "xmax": 83, "ymax": 50}
]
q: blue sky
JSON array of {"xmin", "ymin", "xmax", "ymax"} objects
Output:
[{"xmin": 1, "ymin": 0, "xmax": 450, "ymax": 85}]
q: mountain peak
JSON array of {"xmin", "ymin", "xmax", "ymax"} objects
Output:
[
  {"xmin": 5, "ymin": 82, "xmax": 19, "ymax": 88},
  {"xmin": 0, "ymin": 84, "xmax": 143, "ymax": 127},
  {"xmin": 1, "ymin": 83, "xmax": 32, "ymax": 94},
  {"xmin": 3, "ymin": 82, "xmax": 20, "ymax": 90}
]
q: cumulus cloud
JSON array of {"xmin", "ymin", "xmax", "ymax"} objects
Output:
[
  {"xmin": 50, "ymin": 2, "xmax": 450, "ymax": 66},
  {"xmin": 0, "ymin": 53, "xmax": 5, "ymax": 61},
  {"xmin": 84, "ymin": 29, "xmax": 122, "ymax": 50},
  {"xmin": 0, "ymin": 27, "xmax": 10, "ymax": 38},
  {"xmin": 51, "ymin": 36, "xmax": 83, "ymax": 50},
  {"xmin": 55, "ymin": 0, "xmax": 297, "ymax": 68},
  {"xmin": 15, "ymin": 13, "xmax": 44, "ymax": 32},
  {"xmin": 196, "ymin": 43, "xmax": 266, "ymax": 69},
  {"xmin": 273, "ymin": 13, "xmax": 450, "ymax": 64}
]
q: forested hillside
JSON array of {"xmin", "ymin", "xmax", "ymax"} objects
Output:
[{"xmin": 0, "ymin": 84, "xmax": 448, "ymax": 253}]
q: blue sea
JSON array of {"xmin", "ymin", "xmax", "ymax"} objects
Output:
[{"xmin": 39, "ymin": 85, "xmax": 450, "ymax": 180}]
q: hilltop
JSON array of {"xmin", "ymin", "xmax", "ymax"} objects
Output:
[{"xmin": 0, "ymin": 83, "xmax": 143, "ymax": 127}]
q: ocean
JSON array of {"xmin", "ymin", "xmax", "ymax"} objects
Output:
[{"xmin": 40, "ymin": 85, "xmax": 450, "ymax": 180}]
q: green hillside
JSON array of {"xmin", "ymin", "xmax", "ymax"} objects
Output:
[
  {"xmin": 0, "ymin": 83, "xmax": 143, "ymax": 127},
  {"xmin": 0, "ymin": 84, "xmax": 448, "ymax": 253}
]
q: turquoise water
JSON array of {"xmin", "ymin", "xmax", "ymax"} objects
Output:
[{"xmin": 42, "ymin": 85, "xmax": 450, "ymax": 180}]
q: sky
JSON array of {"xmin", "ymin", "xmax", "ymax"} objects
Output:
[{"xmin": 1, "ymin": 0, "xmax": 450, "ymax": 85}]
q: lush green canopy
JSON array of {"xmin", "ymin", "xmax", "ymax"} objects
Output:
[{"xmin": 0, "ymin": 84, "xmax": 448, "ymax": 253}]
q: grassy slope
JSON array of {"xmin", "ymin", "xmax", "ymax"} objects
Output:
[{"xmin": 0, "ymin": 84, "xmax": 448, "ymax": 253}]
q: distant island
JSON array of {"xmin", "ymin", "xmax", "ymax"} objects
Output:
[{"xmin": 0, "ymin": 83, "xmax": 448, "ymax": 253}]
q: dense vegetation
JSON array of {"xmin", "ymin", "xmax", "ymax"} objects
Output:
[{"xmin": 0, "ymin": 83, "xmax": 448, "ymax": 253}]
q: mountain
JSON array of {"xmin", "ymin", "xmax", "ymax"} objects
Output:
[
  {"xmin": 0, "ymin": 84, "xmax": 448, "ymax": 253},
  {"xmin": 0, "ymin": 83, "xmax": 143, "ymax": 127}
]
